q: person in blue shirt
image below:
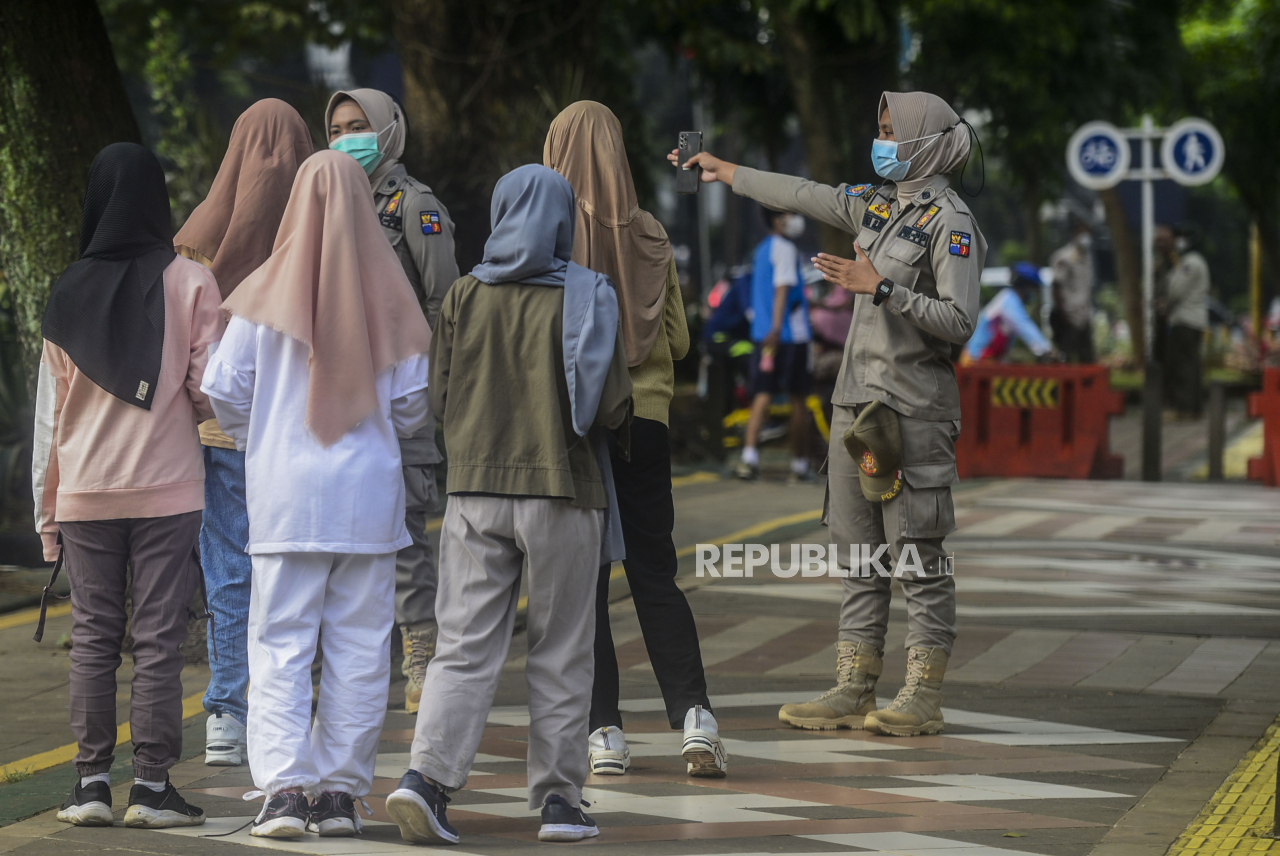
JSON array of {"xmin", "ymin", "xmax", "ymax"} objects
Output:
[
  {"xmin": 962, "ymin": 262, "xmax": 1056, "ymax": 363},
  {"xmin": 737, "ymin": 207, "xmax": 814, "ymax": 480}
]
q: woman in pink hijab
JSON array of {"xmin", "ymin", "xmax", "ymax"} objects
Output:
[{"xmin": 202, "ymin": 150, "xmax": 431, "ymax": 839}]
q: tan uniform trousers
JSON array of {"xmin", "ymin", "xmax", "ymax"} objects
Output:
[
  {"xmin": 409, "ymin": 495, "xmax": 602, "ymax": 810},
  {"xmin": 829, "ymin": 404, "xmax": 958, "ymax": 652}
]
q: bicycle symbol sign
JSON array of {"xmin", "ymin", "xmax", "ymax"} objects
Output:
[{"xmin": 1066, "ymin": 121, "xmax": 1129, "ymax": 190}]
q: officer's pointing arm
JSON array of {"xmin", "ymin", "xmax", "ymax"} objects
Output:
[
  {"xmin": 730, "ymin": 167, "xmax": 867, "ymax": 236},
  {"xmin": 883, "ymin": 212, "xmax": 985, "ymax": 345}
]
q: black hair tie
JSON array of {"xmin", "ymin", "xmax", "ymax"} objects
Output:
[{"xmin": 957, "ymin": 119, "xmax": 985, "ymax": 197}]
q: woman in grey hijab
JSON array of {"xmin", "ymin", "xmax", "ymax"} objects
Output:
[
  {"xmin": 671, "ymin": 91, "xmax": 986, "ymax": 740},
  {"xmin": 386, "ymin": 164, "xmax": 632, "ymax": 846}
]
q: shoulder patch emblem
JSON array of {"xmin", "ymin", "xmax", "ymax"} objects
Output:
[
  {"xmin": 845, "ymin": 183, "xmax": 871, "ymax": 197},
  {"xmin": 421, "ymin": 210, "xmax": 442, "ymax": 235},
  {"xmin": 949, "ymin": 231, "xmax": 972, "ymax": 257}
]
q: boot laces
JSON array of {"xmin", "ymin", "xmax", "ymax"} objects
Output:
[
  {"xmin": 815, "ymin": 645, "xmax": 858, "ymax": 701},
  {"xmin": 408, "ymin": 628, "xmax": 434, "ymax": 676},
  {"xmin": 889, "ymin": 649, "xmax": 927, "ymax": 710}
]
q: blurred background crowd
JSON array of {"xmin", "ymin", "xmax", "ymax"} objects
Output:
[{"xmin": 1, "ymin": 0, "xmax": 1278, "ymax": 525}]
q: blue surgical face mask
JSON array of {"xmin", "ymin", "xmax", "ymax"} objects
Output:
[
  {"xmin": 329, "ymin": 120, "xmax": 398, "ymax": 175},
  {"xmin": 871, "ymin": 130, "xmax": 945, "ymax": 182}
]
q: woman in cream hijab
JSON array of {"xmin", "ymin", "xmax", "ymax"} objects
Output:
[
  {"xmin": 174, "ymin": 98, "xmax": 313, "ymax": 769},
  {"xmin": 672, "ymin": 91, "xmax": 986, "ymax": 741},
  {"xmin": 545, "ymin": 102, "xmax": 725, "ymax": 779},
  {"xmin": 201, "ymin": 150, "xmax": 431, "ymax": 839}
]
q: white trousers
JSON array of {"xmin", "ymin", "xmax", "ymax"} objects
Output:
[
  {"xmin": 410, "ymin": 496, "xmax": 601, "ymax": 810},
  {"xmin": 246, "ymin": 551, "xmax": 395, "ymax": 797}
]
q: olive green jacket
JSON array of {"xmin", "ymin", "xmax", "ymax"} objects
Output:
[{"xmin": 429, "ymin": 275, "xmax": 632, "ymax": 509}]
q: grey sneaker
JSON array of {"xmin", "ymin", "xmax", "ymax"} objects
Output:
[
  {"xmin": 778, "ymin": 641, "xmax": 882, "ymax": 730},
  {"xmin": 403, "ymin": 621, "xmax": 437, "ymax": 714},
  {"xmin": 864, "ymin": 646, "xmax": 949, "ymax": 736}
]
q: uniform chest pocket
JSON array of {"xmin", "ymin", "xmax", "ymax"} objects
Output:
[{"xmin": 879, "ymin": 237, "xmax": 927, "ymax": 292}]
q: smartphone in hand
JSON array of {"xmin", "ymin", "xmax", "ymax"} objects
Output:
[{"xmin": 676, "ymin": 131, "xmax": 702, "ymax": 194}]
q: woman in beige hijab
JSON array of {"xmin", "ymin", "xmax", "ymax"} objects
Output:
[
  {"xmin": 672, "ymin": 92, "xmax": 986, "ymax": 740},
  {"xmin": 201, "ymin": 150, "xmax": 432, "ymax": 839},
  {"xmin": 544, "ymin": 101, "xmax": 725, "ymax": 779},
  {"xmin": 172, "ymin": 97, "xmax": 314, "ymax": 771}
]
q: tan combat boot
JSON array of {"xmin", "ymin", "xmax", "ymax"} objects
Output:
[
  {"xmin": 864, "ymin": 646, "xmax": 948, "ymax": 736},
  {"xmin": 402, "ymin": 621, "xmax": 437, "ymax": 714},
  {"xmin": 778, "ymin": 641, "xmax": 882, "ymax": 730}
]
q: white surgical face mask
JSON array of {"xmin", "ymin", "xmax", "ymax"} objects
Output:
[
  {"xmin": 1175, "ymin": 236, "xmax": 1191, "ymax": 253},
  {"xmin": 781, "ymin": 214, "xmax": 806, "ymax": 240},
  {"xmin": 1074, "ymin": 232, "xmax": 1092, "ymax": 251}
]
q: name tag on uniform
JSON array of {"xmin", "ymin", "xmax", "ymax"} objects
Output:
[
  {"xmin": 421, "ymin": 211, "xmax": 442, "ymax": 235},
  {"xmin": 897, "ymin": 225, "xmax": 929, "ymax": 247},
  {"xmin": 862, "ymin": 200, "xmax": 891, "ymax": 232},
  {"xmin": 379, "ymin": 190, "xmax": 404, "ymax": 230},
  {"xmin": 949, "ymin": 231, "xmax": 972, "ymax": 257}
]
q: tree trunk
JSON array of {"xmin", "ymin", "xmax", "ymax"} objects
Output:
[
  {"xmin": 0, "ymin": 0, "xmax": 141, "ymax": 376},
  {"xmin": 772, "ymin": 2, "xmax": 897, "ymax": 256},
  {"xmin": 391, "ymin": 0, "xmax": 604, "ymax": 273},
  {"xmin": 1099, "ymin": 187, "xmax": 1144, "ymax": 364}
]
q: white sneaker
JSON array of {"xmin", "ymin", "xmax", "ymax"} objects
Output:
[
  {"xmin": 682, "ymin": 705, "xmax": 727, "ymax": 778},
  {"xmin": 587, "ymin": 726, "xmax": 630, "ymax": 775},
  {"xmin": 205, "ymin": 713, "xmax": 246, "ymax": 766}
]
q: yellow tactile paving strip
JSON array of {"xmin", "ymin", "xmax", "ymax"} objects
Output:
[{"xmin": 1171, "ymin": 717, "xmax": 1278, "ymax": 853}]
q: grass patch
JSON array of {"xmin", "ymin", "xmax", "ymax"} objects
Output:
[{"xmin": 3, "ymin": 766, "xmax": 34, "ymax": 784}]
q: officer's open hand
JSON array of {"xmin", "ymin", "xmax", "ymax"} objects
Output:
[
  {"xmin": 813, "ymin": 242, "xmax": 881, "ymax": 296},
  {"xmin": 666, "ymin": 150, "xmax": 735, "ymax": 185}
]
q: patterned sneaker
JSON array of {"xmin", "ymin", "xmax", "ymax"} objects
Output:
[
  {"xmin": 123, "ymin": 781, "xmax": 205, "ymax": 828},
  {"xmin": 307, "ymin": 791, "xmax": 362, "ymax": 837},
  {"xmin": 205, "ymin": 712, "xmax": 246, "ymax": 766},
  {"xmin": 403, "ymin": 621, "xmax": 437, "ymax": 714},
  {"xmin": 588, "ymin": 726, "xmax": 630, "ymax": 775},
  {"xmin": 56, "ymin": 780, "xmax": 113, "ymax": 826},
  {"xmin": 538, "ymin": 794, "xmax": 598, "ymax": 842},
  {"xmin": 250, "ymin": 792, "xmax": 309, "ymax": 838},
  {"xmin": 385, "ymin": 769, "xmax": 459, "ymax": 845},
  {"xmin": 682, "ymin": 705, "xmax": 727, "ymax": 778}
]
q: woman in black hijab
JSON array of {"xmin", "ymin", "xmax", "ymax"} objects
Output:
[{"xmin": 33, "ymin": 142, "xmax": 225, "ymax": 829}]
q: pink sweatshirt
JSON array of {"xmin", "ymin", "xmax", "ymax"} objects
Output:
[{"xmin": 33, "ymin": 256, "xmax": 225, "ymax": 560}]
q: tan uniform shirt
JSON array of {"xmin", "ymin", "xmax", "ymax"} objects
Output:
[
  {"xmin": 732, "ymin": 168, "xmax": 986, "ymax": 422},
  {"xmin": 374, "ymin": 163, "xmax": 460, "ymax": 465}
]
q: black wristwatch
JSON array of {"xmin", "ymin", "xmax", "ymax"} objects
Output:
[{"xmin": 872, "ymin": 278, "xmax": 895, "ymax": 306}]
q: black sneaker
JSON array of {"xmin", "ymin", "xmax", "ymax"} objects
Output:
[
  {"xmin": 122, "ymin": 781, "xmax": 205, "ymax": 828},
  {"xmin": 385, "ymin": 769, "xmax": 459, "ymax": 845},
  {"xmin": 307, "ymin": 791, "xmax": 361, "ymax": 837},
  {"xmin": 538, "ymin": 794, "xmax": 598, "ymax": 842},
  {"xmin": 250, "ymin": 792, "xmax": 309, "ymax": 839},
  {"xmin": 56, "ymin": 780, "xmax": 114, "ymax": 826}
]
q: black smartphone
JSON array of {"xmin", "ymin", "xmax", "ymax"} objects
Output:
[{"xmin": 676, "ymin": 131, "xmax": 702, "ymax": 194}]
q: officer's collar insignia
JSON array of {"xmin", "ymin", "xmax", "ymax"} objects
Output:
[
  {"xmin": 920, "ymin": 188, "xmax": 934, "ymax": 203},
  {"xmin": 846, "ymin": 183, "xmax": 871, "ymax": 197}
]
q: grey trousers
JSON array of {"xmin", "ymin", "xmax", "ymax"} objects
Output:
[
  {"xmin": 60, "ymin": 511, "xmax": 202, "ymax": 779},
  {"xmin": 409, "ymin": 495, "xmax": 601, "ymax": 810},
  {"xmin": 828, "ymin": 404, "xmax": 957, "ymax": 652},
  {"xmin": 394, "ymin": 464, "xmax": 438, "ymax": 627}
]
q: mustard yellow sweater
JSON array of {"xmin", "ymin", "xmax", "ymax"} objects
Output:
[{"xmin": 630, "ymin": 259, "xmax": 689, "ymax": 426}]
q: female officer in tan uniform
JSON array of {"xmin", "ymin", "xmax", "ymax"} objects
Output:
[
  {"xmin": 673, "ymin": 91, "xmax": 985, "ymax": 737},
  {"xmin": 326, "ymin": 89, "xmax": 459, "ymax": 713}
]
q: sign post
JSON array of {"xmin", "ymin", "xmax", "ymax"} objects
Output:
[{"xmin": 1066, "ymin": 116, "xmax": 1224, "ymax": 482}]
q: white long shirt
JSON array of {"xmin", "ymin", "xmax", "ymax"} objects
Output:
[{"xmin": 201, "ymin": 316, "xmax": 430, "ymax": 554}]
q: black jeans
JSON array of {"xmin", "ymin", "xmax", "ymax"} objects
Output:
[
  {"xmin": 591, "ymin": 417, "xmax": 711, "ymax": 731},
  {"xmin": 1165, "ymin": 323, "xmax": 1204, "ymax": 416}
]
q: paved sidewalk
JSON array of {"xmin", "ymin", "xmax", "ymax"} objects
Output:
[{"xmin": 1, "ymin": 477, "xmax": 1278, "ymax": 855}]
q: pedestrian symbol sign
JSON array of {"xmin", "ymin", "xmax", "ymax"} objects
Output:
[
  {"xmin": 1066, "ymin": 121, "xmax": 1130, "ymax": 190},
  {"xmin": 1161, "ymin": 117, "xmax": 1224, "ymax": 186}
]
